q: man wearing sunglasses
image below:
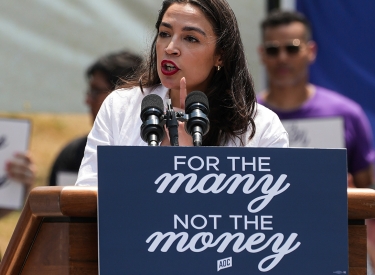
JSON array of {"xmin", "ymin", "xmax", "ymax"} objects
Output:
[{"xmin": 257, "ymin": 10, "xmax": 374, "ymax": 189}]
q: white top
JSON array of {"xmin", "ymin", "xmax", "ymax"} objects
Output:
[{"xmin": 76, "ymin": 84, "xmax": 288, "ymax": 186}]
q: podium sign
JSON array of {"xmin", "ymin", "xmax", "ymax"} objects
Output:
[{"xmin": 98, "ymin": 147, "xmax": 348, "ymax": 275}]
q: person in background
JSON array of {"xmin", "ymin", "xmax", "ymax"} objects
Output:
[
  {"xmin": 48, "ymin": 50, "xmax": 143, "ymax": 186},
  {"xmin": 1, "ymin": 152, "xmax": 35, "ymax": 218},
  {"xmin": 257, "ymin": 10, "xmax": 375, "ymax": 188}
]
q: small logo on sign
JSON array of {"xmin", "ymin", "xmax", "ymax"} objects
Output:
[
  {"xmin": 217, "ymin": 257, "xmax": 232, "ymax": 271},
  {"xmin": 333, "ymin": 271, "xmax": 346, "ymax": 274}
]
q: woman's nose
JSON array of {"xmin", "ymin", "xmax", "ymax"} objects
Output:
[{"xmin": 165, "ymin": 40, "xmax": 180, "ymax": 56}]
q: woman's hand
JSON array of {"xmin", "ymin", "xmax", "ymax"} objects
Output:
[
  {"xmin": 160, "ymin": 122, "xmax": 193, "ymax": 146},
  {"xmin": 161, "ymin": 77, "xmax": 193, "ymax": 146},
  {"xmin": 179, "ymin": 77, "xmax": 187, "ymax": 110}
]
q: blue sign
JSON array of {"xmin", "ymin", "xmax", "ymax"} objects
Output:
[{"xmin": 98, "ymin": 147, "xmax": 348, "ymax": 274}]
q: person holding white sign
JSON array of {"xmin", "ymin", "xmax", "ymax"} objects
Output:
[
  {"xmin": 257, "ymin": 10, "xmax": 375, "ymax": 188},
  {"xmin": 1, "ymin": 152, "xmax": 35, "ymax": 218},
  {"xmin": 76, "ymin": 0, "xmax": 289, "ymax": 187}
]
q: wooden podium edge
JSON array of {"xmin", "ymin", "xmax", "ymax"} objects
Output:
[
  {"xmin": 348, "ymin": 188, "xmax": 375, "ymax": 220},
  {"xmin": 0, "ymin": 186, "xmax": 375, "ymax": 274},
  {"xmin": 0, "ymin": 186, "xmax": 97, "ymax": 274}
]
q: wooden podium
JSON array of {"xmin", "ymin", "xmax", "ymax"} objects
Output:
[
  {"xmin": 0, "ymin": 186, "xmax": 375, "ymax": 275},
  {"xmin": 0, "ymin": 186, "xmax": 97, "ymax": 275}
]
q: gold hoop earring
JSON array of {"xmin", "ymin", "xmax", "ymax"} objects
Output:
[{"xmin": 217, "ymin": 66, "xmax": 221, "ymax": 71}]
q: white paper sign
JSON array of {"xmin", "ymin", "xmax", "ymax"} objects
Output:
[
  {"xmin": 57, "ymin": 171, "xmax": 78, "ymax": 186},
  {"xmin": 281, "ymin": 117, "xmax": 345, "ymax": 148},
  {"xmin": 0, "ymin": 118, "xmax": 31, "ymax": 209}
]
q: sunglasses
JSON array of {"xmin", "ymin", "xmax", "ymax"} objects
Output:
[{"xmin": 263, "ymin": 39, "xmax": 302, "ymax": 57}]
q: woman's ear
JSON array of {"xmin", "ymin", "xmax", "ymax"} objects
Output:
[
  {"xmin": 215, "ymin": 59, "xmax": 223, "ymax": 68},
  {"xmin": 214, "ymin": 51, "xmax": 223, "ymax": 67}
]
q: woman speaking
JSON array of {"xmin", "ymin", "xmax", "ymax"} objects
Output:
[{"xmin": 76, "ymin": 0, "xmax": 288, "ymax": 186}]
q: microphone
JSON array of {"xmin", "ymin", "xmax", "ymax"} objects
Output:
[
  {"xmin": 140, "ymin": 94, "xmax": 165, "ymax": 146},
  {"xmin": 184, "ymin": 91, "xmax": 210, "ymax": 146}
]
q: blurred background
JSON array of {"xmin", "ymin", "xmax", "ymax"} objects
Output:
[
  {"xmin": 0, "ymin": 0, "xmax": 266, "ymax": 113},
  {"xmin": 1, "ymin": 0, "xmax": 375, "ymax": 256}
]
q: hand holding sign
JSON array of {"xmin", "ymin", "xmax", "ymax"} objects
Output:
[
  {"xmin": 5, "ymin": 152, "xmax": 35, "ymax": 187},
  {"xmin": 0, "ymin": 118, "xmax": 31, "ymax": 210}
]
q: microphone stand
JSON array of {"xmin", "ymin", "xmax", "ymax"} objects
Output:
[{"xmin": 165, "ymin": 99, "xmax": 179, "ymax": 146}]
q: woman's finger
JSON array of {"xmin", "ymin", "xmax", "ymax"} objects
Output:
[
  {"xmin": 177, "ymin": 121, "xmax": 193, "ymax": 146},
  {"xmin": 180, "ymin": 77, "xmax": 187, "ymax": 110}
]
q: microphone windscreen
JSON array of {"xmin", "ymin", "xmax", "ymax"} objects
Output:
[
  {"xmin": 185, "ymin": 91, "xmax": 209, "ymax": 111},
  {"xmin": 141, "ymin": 94, "xmax": 164, "ymax": 120}
]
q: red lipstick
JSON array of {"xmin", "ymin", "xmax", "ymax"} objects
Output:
[{"xmin": 161, "ymin": 60, "xmax": 180, "ymax": 76}]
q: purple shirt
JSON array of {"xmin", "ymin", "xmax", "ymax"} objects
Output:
[{"xmin": 258, "ymin": 85, "xmax": 375, "ymax": 174}]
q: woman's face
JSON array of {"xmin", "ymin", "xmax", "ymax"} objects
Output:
[{"xmin": 156, "ymin": 3, "xmax": 221, "ymax": 96}]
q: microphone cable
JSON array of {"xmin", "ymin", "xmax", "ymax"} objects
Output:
[{"xmin": 165, "ymin": 99, "xmax": 179, "ymax": 146}]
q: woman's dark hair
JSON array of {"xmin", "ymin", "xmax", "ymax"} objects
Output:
[{"xmin": 121, "ymin": 0, "xmax": 257, "ymax": 146}]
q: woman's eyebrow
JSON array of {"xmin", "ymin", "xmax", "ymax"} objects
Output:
[
  {"xmin": 160, "ymin": 22, "xmax": 172, "ymax": 29},
  {"xmin": 182, "ymin": 26, "xmax": 206, "ymax": 37},
  {"xmin": 160, "ymin": 22, "xmax": 206, "ymax": 37}
]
